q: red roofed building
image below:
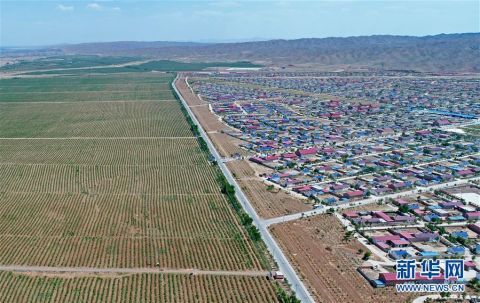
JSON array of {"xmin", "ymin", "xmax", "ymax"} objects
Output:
[
  {"xmin": 264, "ymin": 155, "xmax": 280, "ymax": 162},
  {"xmin": 466, "ymin": 212, "xmax": 480, "ymax": 220},
  {"xmin": 468, "ymin": 223, "xmax": 480, "ymax": 235},
  {"xmin": 296, "ymin": 147, "xmax": 317, "ymax": 157},
  {"xmin": 343, "ymin": 211, "xmax": 359, "ymax": 219},
  {"xmin": 282, "ymin": 153, "xmax": 298, "ymax": 159},
  {"xmin": 458, "ymin": 169, "xmax": 474, "ymax": 176},
  {"xmin": 373, "ymin": 211, "xmax": 394, "ymax": 222},
  {"xmin": 343, "ymin": 190, "xmax": 364, "ymax": 199}
]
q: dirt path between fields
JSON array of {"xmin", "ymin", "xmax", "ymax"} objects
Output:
[{"xmin": 0, "ymin": 265, "xmax": 268, "ymax": 278}]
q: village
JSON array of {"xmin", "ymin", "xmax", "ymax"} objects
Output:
[{"xmin": 188, "ymin": 71, "xmax": 480, "ymax": 293}]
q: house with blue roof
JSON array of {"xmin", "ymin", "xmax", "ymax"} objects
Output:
[
  {"xmin": 447, "ymin": 215, "xmax": 465, "ymax": 222},
  {"xmin": 447, "ymin": 246, "xmax": 465, "ymax": 255},
  {"xmin": 389, "ymin": 249, "xmax": 411, "ymax": 260},
  {"xmin": 423, "ymin": 214, "xmax": 441, "ymax": 222},
  {"xmin": 418, "ymin": 251, "xmax": 439, "ymax": 258},
  {"xmin": 450, "ymin": 231, "xmax": 469, "ymax": 240}
]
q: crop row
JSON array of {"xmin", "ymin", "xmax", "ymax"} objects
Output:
[
  {"xmin": 0, "ymin": 272, "xmax": 278, "ymax": 303},
  {"xmin": 0, "ymin": 163, "xmax": 220, "ymax": 195},
  {"xmin": 0, "ymin": 138, "xmax": 207, "ymax": 166},
  {"xmin": 0, "ymin": 193, "xmax": 243, "ymax": 239},
  {"xmin": 0, "ymin": 82, "xmax": 172, "ymax": 94},
  {"xmin": 0, "ymin": 73, "xmax": 173, "ymax": 88},
  {"xmin": 0, "ymin": 101, "xmax": 193, "ymax": 138},
  {"xmin": 0, "ymin": 90, "xmax": 176, "ymax": 102},
  {"xmin": 0, "ymin": 235, "xmax": 262, "ymax": 270}
]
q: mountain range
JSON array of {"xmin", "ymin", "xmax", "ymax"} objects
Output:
[{"xmin": 24, "ymin": 33, "xmax": 480, "ymax": 72}]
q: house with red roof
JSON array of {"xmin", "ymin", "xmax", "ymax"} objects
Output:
[
  {"xmin": 465, "ymin": 212, "xmax": 480, "ymax": 220},
  {"xmin": 343, "ymin": 190, "xmax": 364, "ymax": 199}
]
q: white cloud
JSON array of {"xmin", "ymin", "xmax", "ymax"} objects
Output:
[
  {"xmin": 57, "ymin": 4, "xmax": 74, "ymax": 12},
  {"xmin": 86, "ymin": 3, "xmax": 102, "ymax": 10},
  {"xmin": 86, "ymin": 3, "xmax": 120, "ymax": 12}
]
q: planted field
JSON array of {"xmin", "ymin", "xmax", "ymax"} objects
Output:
[
  {"xmin": 0, "ymin": 102, "xmax": 191, "ymax": 138},
  {"xmin": 0, "ymin": 138, "xmax": 205, "ymax": 166},
  {"xmin": 0, "ymin": 73, "xmax": 270, "ymax": 276},
  {"xmin": 18, "ymin": 59, "xmax": 262, "ymax": 75},
  {"xmin": 0, "ymin": 55, "xmax": 140, "ymax": 72},
  {"xmin": 1, "ymin": 73, "xmax": 172, "ymax": 87},
  {"xmin": 0, "ymin": 272, "xmax": 278, "ymax": 303},
  {"xmin": 0, "ymin": 193, "xmax": 260, "ymax": 269},
  {"xmin": 0, "ymin": 90, "xmax": 176, "ymax": 102}
]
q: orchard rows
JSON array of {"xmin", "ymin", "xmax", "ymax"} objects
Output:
[{"xmin": 0, "ymin": 272, "xmax": 278, "ymax": 303}]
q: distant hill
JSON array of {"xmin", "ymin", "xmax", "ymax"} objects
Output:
[
  {"xmin": 58, "ymin": 41, "xmax": 207, "ymax": 54},
  {"xmin": 52, "ymin": 33, "xmax": 480, "ymax": 72}
]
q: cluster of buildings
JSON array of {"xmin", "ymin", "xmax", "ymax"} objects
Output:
[
  {"xmin": 189, "ymin": 71, "xmax": 480, "ymax": 289},
  {"xmin": 347, "ymin": 187, "xmax": 480, "ymax": 288},
  {"xmin": 190, "ymin": 72, "xmax": 480, "ymax": 204}
]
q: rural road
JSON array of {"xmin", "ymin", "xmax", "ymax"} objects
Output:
[
  {"xmin": 0, "ymin": 265, "xmax": 267, "ymax": 277},
  {"xmin": 174, "ymin": 75, "xmax": 316, "ymax": 303},
  {"xmin": 263, "ymin": 175, "xmax": 480, "ymax": 226}
]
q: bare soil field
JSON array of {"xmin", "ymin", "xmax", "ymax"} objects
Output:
[
  {"xmin": 175, "ymin": 76, "xmax": 204, "ymax": 106},
  {"xmin": 176, "ymin": 76, "xmax": 247, "ymax": 157},
  {"xmin": 191, "ymin": 105, "xmax": 227, "ymax": 132},
  {"xmin": 227, "ymin": 160, "xmax": 256, "ymax": 179},
  {"xmin": 227, "ymin": 160, "xmax": 310, "ymax": 218},
  {"xmin": 270, "ymin": 215, "xmax": 416, "ymax": 303},
  {"xmin": 239, "ymin": 179, "xmax": 311, "ymax": 218},
  {"xmin": 0, "ymin": 271, "xmax": 278, "ymax": 303},
  {"xmin": 210, "ymin": 132, "xmax": 249, "ymax": 157}
]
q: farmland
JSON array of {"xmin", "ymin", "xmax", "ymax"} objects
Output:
[
  {"xmin": 270, "ymin": 215, "xmax": 415, "ymax": 303},
  {"xmin": 17, "ymin": 60, "xmax": 262, "ymax": 75},
  {"xmin": 0, "ymin": 271, "xmax": 278, "ymax": 303},
  {"xmin": 0, "ymin": 71, "xmax": 279, "ymax": 301},
  {"xmin": 0, "ymin": 55, "xmax": 140, "ymax": 72},
  {"xmin": 0, "ymin": 102, "xmax": 191, "ymax": 138}
]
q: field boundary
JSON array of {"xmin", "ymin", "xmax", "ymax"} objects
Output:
[{"xmin": 0, "ymin": 265, "xmax": 267, "ymax": 277}]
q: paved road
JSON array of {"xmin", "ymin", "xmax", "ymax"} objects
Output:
[
  {"xmin": 0, "ymin": 265, "xmax": 267, "ymax": 277},
  {"xmin": 264, "ymin": 176, "xmax": 480, "ymax": 226},
  {"xmin": 173, "ymin": 75, "xmax": 315, "ymax": 303}
]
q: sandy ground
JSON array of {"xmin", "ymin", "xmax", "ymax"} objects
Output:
[
  {"xmin": 270, "ymin": 215, "xmax": 417, "ymax": 303},
  {"xmin": 175, "ymin": 76, "xmax": 244, "ymax": 157},
  {"xmin": 226, "ymin": 159, "xmax": 311, "ymax": 218}
]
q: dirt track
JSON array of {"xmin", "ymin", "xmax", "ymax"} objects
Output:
[{"xmin": 0, "ymin": 265, "xmax": 268, "ymax": 278}]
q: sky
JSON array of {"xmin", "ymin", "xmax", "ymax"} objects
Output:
[{"xmin": 1, "ymin": 0, "xmax": 479, "ymax": 46}]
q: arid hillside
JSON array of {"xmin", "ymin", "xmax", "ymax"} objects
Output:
[{"xmin": 54, "ymin": 33, "xmax": 480, "ymax": 72}]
